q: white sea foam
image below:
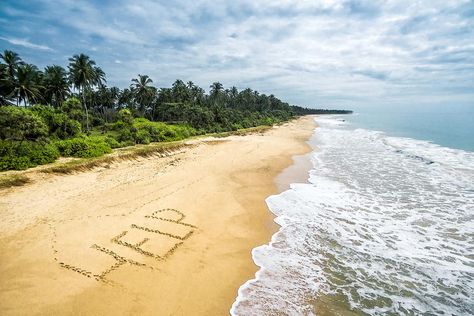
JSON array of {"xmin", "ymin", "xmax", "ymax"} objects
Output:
[{"xmin": 231, "ymin": 117, "xmax": 474, "ymax": 315}]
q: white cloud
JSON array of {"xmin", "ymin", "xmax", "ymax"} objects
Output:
[
  {"xmin": 0, "ymin": 36, "xmax": 53, "ymax": 51},
  {"xmin": 1, "ymin": 0, "xmax": 472, "ymax": 107}
]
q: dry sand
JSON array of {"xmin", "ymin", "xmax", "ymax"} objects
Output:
[{"xmin": 0, "ymin": 116, "xmax": 315, "ymax": 315}]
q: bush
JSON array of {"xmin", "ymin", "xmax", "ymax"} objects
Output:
[
  {"xmin": 61, "ymin": 97, "xmax": 83, "ymax": 122},
  {"xmin": 116, "ymin": 127, "xmax": 136, "ymax": 143},
  {"xmin": 119, "ymin": 140, "xmax": 135, "ymax": 147},
  {"xmin": 0, "ymin": 106, "xmax": 48, "ymax": 141},
  {"xmin": 133, "ymin": 118, "xmax": 195, "ymax": 142},
  {"xmin": 0, "ymin": 140, "xmax": 59, "ymax": 171},
  {"xmin": 55, "ymin": 136, "xmax": 112, "ymax": 158},
  {"xmin": 103, "ymin": 136, "xmax": 121, "ymax": 149},
  {"xmin": 30, "ymin": 105, "xmax": 81, "ymax": 139},
  {"xmin": 117, "ymin": 109, "xmax": 133, "ymax": 124},
  {"xmin": 91, "ymin": 116, "xmax": 104, "ymax": 127},
  {"xmin": 135, "ymin": 129, "xmax": 151, "ymax": 144}
]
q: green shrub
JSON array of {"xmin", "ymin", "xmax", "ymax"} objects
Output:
[
  {"xmin": 0, "ymin": 140, "xmax": 59, "ymax": 171},
  {"xmin": 30, "ymin": 105, "xmax": 81, "ymax": 139},
  {"xmin": 0, "ymin": 106, "xmax": 48, "ymax": 141},
  {"xmin": 117, "ymin": 109, "xmax": 133, "ymax": 124},
  {"xmin": 55, "ymin": 136, "xmax": 112, "ymax": 158},
  {"xmin": 103, "ymin": 136, "xmax": 121, "ymax": 149},
  {"xmin": 135, "ymin": 129, "xmax": 151, "ymax": 144},
  {"xmin": 91, "ymin": 116, "xmax": 104, "ymax": 127},
  {"xmin": 232, "ymin": 123, "xmax": 243, "ymax": 130},
  {"xmin": 119, "ymin": 140, "xmax": 135, "ymax": 147},
  {"xmin": 116, "ymin": 127, "xmax": 136, "ymax": 143},
  {"xmin": 61, "ymin": 97, "xmax": 83, "ymax": 122},
  {"xmin": 133, "ymin": 118, "xmax": 195, "ymax": 143}
]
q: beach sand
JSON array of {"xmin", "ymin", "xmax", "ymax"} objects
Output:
[{"xmin": 0, "ymin": 116, "xmax": 315, "ymax": 315}]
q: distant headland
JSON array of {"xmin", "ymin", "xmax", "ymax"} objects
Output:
[{"xmin": 292, "ymin": 107, "xmax": 353, "ymax": 115}]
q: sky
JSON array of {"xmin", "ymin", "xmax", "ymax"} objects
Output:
[{"xmin": 1, "ymin": 0, "xmax": 473, "ymax": 108}]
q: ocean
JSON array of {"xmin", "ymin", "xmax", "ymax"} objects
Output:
[{"xmin": 231, "ymin": 109, "xmax": 474, "ymax": 315}]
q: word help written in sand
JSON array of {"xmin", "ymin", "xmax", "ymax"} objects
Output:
[{"xmin": 52, "ymin": 209, "xmax": 197, "ymax": 283}]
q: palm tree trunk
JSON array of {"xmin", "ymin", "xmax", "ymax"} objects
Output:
[{"xmin": 82, "ymin": 86, "xmax": 90, "ymax": 133}]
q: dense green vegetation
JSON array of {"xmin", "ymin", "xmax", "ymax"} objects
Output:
[
  {"xmin": 0, "ymin": 50, "xmax": 347, "ymax": 171},
  {"xmin": 291, "ymin": 106, "xmax": 353, "ymax": 115}
]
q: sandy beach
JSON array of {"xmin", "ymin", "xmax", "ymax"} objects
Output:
[{"xmin": 0, "ymin": 116, "xmax": 315, "ymax": 315}]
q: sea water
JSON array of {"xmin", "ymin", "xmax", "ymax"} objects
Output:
[{"xmin": 231, "ymin": 113, "xmax": 474, "ymax": 315}]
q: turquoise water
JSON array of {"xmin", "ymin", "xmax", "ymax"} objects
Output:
[
  {"xmin": 232, "ymin": 116, "xmax": 474, "ymax": 315},
  {"xmin": 346, "ymin": 104, "xmax": 474, "ymax": 152}
]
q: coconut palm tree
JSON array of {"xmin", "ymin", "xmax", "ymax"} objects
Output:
[
  {"xmin": 43, "ymin": 65, "xmax": 69, "ymax": 108},
  {"xmin": 14, "ymin": 64, "xmax": 43, "ymax": 106},
  {"xmin": 209, "ymin": 82, "xmax": 223, "ymax": 98},
  {"xmin": 227, "ymin": 86, "xmax": 239, "ymax": 108},
  {"xmin": 230, "ymin": 86, "xmax": 238, "ymax": 98},
  {"xmin": 0, "ymin": 50, "xmax": 24, "ymax": 104},
  {"xmin": 93, "ymin": 66, "xmax": 106, "ymax": 87},
  {"xmin": 209, "ymin": 82, "xmax": 224, "ymax": 107},
  {"xmin": 68, "ymin": 53, "xmax": 103, "ymax": 131},
  {"xmin": 131, "ymin": 74, "xmax": 155, "ymax": 115},
  {"xmin": 118, "ymin": 88, "xmax": 134, "ymax": 109},
  {"xmin": 1, "ymin": 50, "xmax": 23, "ymax": 79},
  {"xmin": 171, "ymin": 79, "xmax": 188, "ymax": 103},
  {"xmin": 186, "ymin": 81, "xmax": 194, "ymax": 90}
]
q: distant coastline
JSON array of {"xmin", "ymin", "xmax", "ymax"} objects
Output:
[{"xmin": 292, "ymin": 107, "xmax": 353, "ymax": 115}]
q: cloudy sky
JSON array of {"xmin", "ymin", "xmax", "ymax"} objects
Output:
[{"xmin": 1, "ymin": 0, "xmax": 473, "ymax": 108}]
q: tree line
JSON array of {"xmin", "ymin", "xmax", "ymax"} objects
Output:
[
  {"xmin": 0, "ymin": 50, "xmax": 349, "ymax": 171},
  {"xmin": 0, "ymin": 50, "xmax": 326, "ymax": 130}
]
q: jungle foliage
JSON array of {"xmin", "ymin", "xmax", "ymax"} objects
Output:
[{"xmin": 0, "ymin": 50, "xmax": 347, "ymax": 170}]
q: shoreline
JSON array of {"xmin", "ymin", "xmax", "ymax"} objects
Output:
[
  {"xmin": 275, "ymin": 128, "xmax": 317, "ymax": 192},
  {"xmin": 0, "ymin": 116, "xmax": 316, "ymax": 315}
]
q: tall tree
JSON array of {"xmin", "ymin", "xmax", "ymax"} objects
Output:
[
  {"xmin": 209, "ymin": 82, "xmax": 223, "ymax": 98},
  {"xmin": 1, "ymin": 50, "xmax": 23, "ymax": 79},
  {"xmin": 14, "ymin": 64, "xmax": 43, "ymax": 106},
  {"xmin": 130, "ymin": 74, "xmax": 155, "ymax": 116},
  {"xmin": 118, "ymin": 88, "xmax": 134, "ymax": 109},
  {"xmin": 43, "ymin": 65, "xmax": 69, "ymax": 108},
  {"xmin": 0, "ymin": 50, "xmax": 24, "ymax": 104},
  {"xmin": 209, "ymin": 82, "xmax": 224, "ymax": 107},
  {"xmin": 171, "ymin": 79, "xmax": 188, "ymax": 103},
  {"xmin": 93, "ymin": 66, "xmax": 106, "ymax": 86},
  {"xmin": 68, "ymin": 54, "xmax": 104, "ymax": 131}
]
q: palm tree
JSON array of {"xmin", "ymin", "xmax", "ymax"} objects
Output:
[
  {"xmin": 230, "ymin": 86, "xmax": 238, "ymax": 98},
  {"xmin": 118, "ymin": 88, "xmax": 134, "ymax": 109},
  {"xmin": 1, "ymin": 50, "xmax": 23, "ymax": 79},
  {"xmin": 14, "ymin": 64, "xmax": 43, "ymax": 106},
  {"xmin": 131, "ymin": 74, "xmax": 156, "ymax": 115},
  {"xmin": 186, "ymin": 81, "xmax": 194, "ymax": 90},
  {"xmin": 109, "ymin": 86, "xmax": 120, "ymax": 107},
  {"xmin": 68, "ymin": 54, "xmax": 103, "ymax": 131},
  {"xmin": 171, "ymin": 79, "xmax": 188, "ymax": 103},
  {"xmin": 0, "ymin": 63, "xmax": 10, "ymax": 104},
  {"xmin": 93, "ymin": 66, "xmax": 106, "ymax": 86},
  {"xmin": 0, "ymin": 50, "xmax": 24, "ymax": 104},
  {"xmin": 209, "ymin": 82, "xmax": 223, "ymax": 98},
  {"xmin": 227, "ymin": 86, "xmax": 239, "ymax": 108},
  {"xmin": 209, "ymin": 82, "xmax": 224, "ymax": 107},
  {"xmin": 43, "ymin": 65, "xmax": 69, "ymax": 108}
]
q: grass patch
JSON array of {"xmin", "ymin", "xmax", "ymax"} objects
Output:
[
  {"xmin": 4, "ymin": 123, "xmax": 274, "ymax": 176},
  {"xmin": 210, "ymin": 125, "xmax": 272, "ymax": 138},
  {"xmin": 41, "ymin": 140, "xmax": 192, "ymax": 174},
  {"xmin": 0, "ymin": 174, "xmax": 31, "ymax": 189}
]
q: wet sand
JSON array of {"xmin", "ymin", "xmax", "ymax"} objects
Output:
[{"xmin": 0, "ymin": 116, "xmax": 315, "ymax": 315}]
